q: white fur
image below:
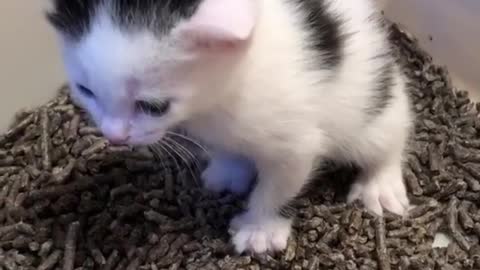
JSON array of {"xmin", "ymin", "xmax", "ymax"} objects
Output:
[
  {"xmin": 55, "ymin": 0, "xmax": 412, "ymax": 254},
  {"xmin": 230, "ymin": 211, "xmax": 292, "ymax": 253}
]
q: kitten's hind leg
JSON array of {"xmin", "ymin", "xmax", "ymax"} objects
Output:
[
  {"xmin": 347, "ymin": 153, "xmax": 409, "ymax": 216},
  {"xmin": 201, "ymin": 152, "xmax": 257, "ymax": 195},
  {"xmin": 348, "ymin": 73, "xmax": 412, "ymax": 216}
]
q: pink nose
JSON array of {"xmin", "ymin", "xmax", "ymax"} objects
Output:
[{"xmin": 101, "ymin": 119, "xmax": 129, "ymax": 145}]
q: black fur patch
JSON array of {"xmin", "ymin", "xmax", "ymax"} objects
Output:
[
  {"xmin": 111, "ymin": 0, "xmax": 202, "ymax": 34},
  {"xmin": 366, "ymin": 54, "xmax": 395, "ymax": 116},
  {"xmin": 294, "ymin": 0, "xmax": 345, "ymax": 68},
  {"xmin": 47, "ymin": 0, "xmax": 99, "ymax": 41},
  {"xmin": 47, "ymin": 0, "xmax": 202, "ymax": 41}
]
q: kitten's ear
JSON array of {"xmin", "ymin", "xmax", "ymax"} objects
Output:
[{"xmin": 176, "ymin": 0, "xmax": 258, "ymax": 52}]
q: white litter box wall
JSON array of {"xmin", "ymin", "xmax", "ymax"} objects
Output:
[
  {"xmin": 0, "ymin": 1, "xmax": 65, "ymax": 131},
  {"xmin": 379, "ymin": 0, "xmax": 480, "ymax": 100},
  {"xmin": 0, "ymin": 1, "xmax": 479, "ymax": 132}
]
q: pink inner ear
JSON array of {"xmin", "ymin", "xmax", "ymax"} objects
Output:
[{"xmin": 178, "ymin": 0, "xmax": 257, "ymax": 50}]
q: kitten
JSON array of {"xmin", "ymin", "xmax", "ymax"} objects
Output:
[{"xmin": 47, "ymin": 0, "xmax": 413, "ymax": 253}]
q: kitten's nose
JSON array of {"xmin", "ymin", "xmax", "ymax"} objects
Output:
[{"xmin": 101, "ymin": 118, "xmax": 129, "ymax": 145}]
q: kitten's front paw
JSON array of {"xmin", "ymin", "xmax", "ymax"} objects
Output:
[
  {"xmin": 348, "ymin": 170, "xmax": 410, "ymax": 216},
  {"xmin": 229, "ymin": 212, "xmax": 292, "ymax": 254},
  {"xmin": 201, "ymin": 155, "xmax": 256, "ymax": 195}
]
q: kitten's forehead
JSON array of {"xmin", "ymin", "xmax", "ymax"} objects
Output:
[
  {"xmin": 47, "ymin": 0, "xmax": 202, "ymax": 41},
  {"xmin": 65, "ymin": 16, "xmax": 176, "ymax": 97}
]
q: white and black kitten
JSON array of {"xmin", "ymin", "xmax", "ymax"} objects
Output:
[{"xmin": 47, "ymin": 0, "xmax": 412, "ymax": 253}]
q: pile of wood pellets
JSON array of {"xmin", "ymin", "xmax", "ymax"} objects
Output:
[{"xmin": 1, "ymin": 23, "xmax": 480, "ymax": 270}]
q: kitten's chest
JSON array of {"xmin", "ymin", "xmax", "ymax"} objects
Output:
[{"xmin": 182, "ymin": 113, "xmax": 254, "ymax": 154}]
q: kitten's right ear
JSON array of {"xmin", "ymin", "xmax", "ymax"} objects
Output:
[{"xmin": 175, "ymin": 0, "xmax": 259, "ymax": 53}]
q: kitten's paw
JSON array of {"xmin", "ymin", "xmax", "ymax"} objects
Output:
[
  {"xmin": 348, "ymin": 170, "xmax": 409, "ymax": 216},
  {"xmin": 201, "ymin": 155, "xmax": 256, "ymax": 195},
  {"xmin": 229, "ymin": 212, "xmax": 292, "ymax": 254}
]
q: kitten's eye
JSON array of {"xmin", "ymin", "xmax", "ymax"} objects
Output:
[
  {"xmin": 135, "ymin": 100, "xmax": 171, "ymax": 117},
  {"xmin": 76, "ymin": 84, "xmax": 95, "ymax": 98}
]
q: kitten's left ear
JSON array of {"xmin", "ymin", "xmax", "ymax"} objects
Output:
[{"xmin": 175, "ymin": 0, "xmax": 258, "ymax": 52}]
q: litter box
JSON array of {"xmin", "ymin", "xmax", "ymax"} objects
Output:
[{"xmin": 1, "ymin": 1, "xmax": 480, "ymax": 269}]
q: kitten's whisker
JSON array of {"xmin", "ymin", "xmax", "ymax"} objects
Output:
[
  {"xmin": 161, "ymin": 139, "xmax": 201, "ymax": 187},
  {"xmin": 166, "ymin": 131, "xmax": 210, "ymax": 157},
  {"xmin": 148, "ymin": 145, "xmax": 169, "ymax": 173},
  {"xmin": 153, "ymin": 142, "xmax": 181, "ymax": 176},
  {"xmin": 148, "ymin": 144, "xmax": 162, "ymax": 161},
  {"xmin": 164, "ymin": 137, "xmax": 202, "ymax": 186},
  {"xmin": 164, "ymin": 137, "xmax": 202, "ymax": 171}
]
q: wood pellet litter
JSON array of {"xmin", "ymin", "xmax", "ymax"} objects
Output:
[{"xmin": 1, "ymin": 23, "xmax": 480, "ymax": 270}]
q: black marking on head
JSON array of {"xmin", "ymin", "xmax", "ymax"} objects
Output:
[
  {"xmin": 366, "ymin": 54, "xmax": 395, "ymax": 116},
  {"xmin": 47, "ymin": 0, "xmax": 100, "ymax": 41},
  {"xmin": 47, "ymin": 0, "xmax": 202, "ymax": 41},
  {"xmin": 110, "ymin": 0, "xmax": 202, "ymax": 34},
  {"xmin": 293, "ymin": 0, "xmax": 345, "ymax": 69}
]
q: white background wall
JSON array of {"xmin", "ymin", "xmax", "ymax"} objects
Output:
[
  {"xmin": 0, "ymin": 0, "xmax": 479, "ymax": 131},
  {"xmin": 381, "ymin": 0, "xmax": 480, "ymax": 99},
  {"xmin": 0, "ymin": 1, "xmax": 65, "ymax": 130}
]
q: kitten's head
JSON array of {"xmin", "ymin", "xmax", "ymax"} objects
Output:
[{"xmin": 47, "ymin": 0, "xmax": 257, "ymax": 145}]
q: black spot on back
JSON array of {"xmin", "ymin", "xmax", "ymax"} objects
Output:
[
  {"xmin": 47, "ymin": 0, "xmax": 202, "ymax": 41},
  {"xmin": 293, "ymin": 0, "xmax": 345, "ymax": 69}
]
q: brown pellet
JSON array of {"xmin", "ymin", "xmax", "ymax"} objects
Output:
[
  {"xmin": 103, "ymin": 250, "xmax": 120, "ymax": 270},
  {"xmin": 375, "ymin": 218, "xmax": 391, "ymax": 270},
  {"xmin": 63, "ymin": 221, "xmax": 80, "ymax": 270},
  {"xmin": 51, "ymin": 158, "xmax": 76, "ymax": 185},
  {"xmin": 38, "ymin": 250, "xmax": 63, "ymax": 270},
  {"xmin": 66, "ymin": 115, "xmax": 80, "ymax": 142},
  {"xmin": 409, "ymin": 199, "xmax": 439, "ymax": 218},
  {"xmin": 349, "ymin": 208, "xmax": 363, "ymax": 233},
  {"xmin": 405, "ymin": 167, "xmax": 423, "ymax": 196},
  {"xmin": 447, "ymin": 198, "xmax": 471, "ymax": 251},
  {"xmin": 40, "ymin": 107, "xmax": 52, "ymax": 170},
  {"xmin": 81, "ymin": 140, "xmax": 107, "ymax": 156},
  {"xmin": 0, "ymin": 113, "xmax": 35, "ymax": 145}
]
